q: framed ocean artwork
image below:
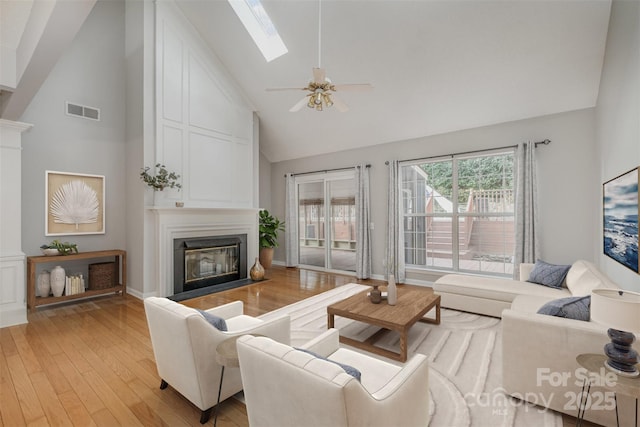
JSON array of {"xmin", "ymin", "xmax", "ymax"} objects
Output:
[{"xmin": 603, "ymin": 167, "xmax": 639, "ymax": 273}]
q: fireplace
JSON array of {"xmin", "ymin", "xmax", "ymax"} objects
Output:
[
  {"xmin": 150, "ymin": 207, "xmax": 259, "ymax": 298},
  {"xmin": 173, "ymin": 234, "xmax": 248, "ymax": 295}
]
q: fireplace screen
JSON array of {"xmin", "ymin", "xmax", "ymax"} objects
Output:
[
  {"xmin": 185, "ymin": 245, "xmax": 239, "ymax": 283},
  {"xmin": 173, "ymin": 234, "xmax": 247, "ymax": 295}
]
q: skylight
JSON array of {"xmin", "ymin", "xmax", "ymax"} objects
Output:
[{"xmin": 228, "ymin": 0, "xmax": 288, "ymax": 62}]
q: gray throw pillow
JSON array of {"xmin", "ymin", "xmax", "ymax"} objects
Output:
[
  {"xmin": 527, "ymin": 259, "xmax": 571, "ymax": 288},
  {"xmin": 196, "ymin": 309, "xmax": 228, "ymax": 331},
  {"xmin": 296, "ymin": 348, "xmax": 362, "ymax": 381},
  {"xmin": 537, "ymin": 295, "xmax": 591, "ymax": 321}
]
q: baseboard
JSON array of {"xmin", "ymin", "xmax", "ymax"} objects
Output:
[
  {"xmin": 125, "ymin": 287, "xmax": 145, "ymax": 300},
  {"xmin": 0, "ymin": 307, "xmax": 27, "ymax": 328}
]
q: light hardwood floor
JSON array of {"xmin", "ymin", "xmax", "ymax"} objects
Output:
[{"xmin": 1, "ymin": 266, "xmax": 595, "ymax": 426}]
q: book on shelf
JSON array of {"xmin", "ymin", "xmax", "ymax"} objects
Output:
[{"xmin": 65, "ymin": 274, "xmax": 86, "ymax": 296}]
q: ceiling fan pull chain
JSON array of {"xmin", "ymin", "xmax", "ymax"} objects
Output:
[{"xmin": 318, "ymin": 0, "xmax": 322, "ymax": 69}]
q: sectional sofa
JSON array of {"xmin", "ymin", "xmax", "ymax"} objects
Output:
[
  {"xmin": 432, "ymin": 259, "xmax": 618, "ymax": 318},
  {"xmin": 434, "ymin": 260, "xmax": 637, "ymax": 426}
]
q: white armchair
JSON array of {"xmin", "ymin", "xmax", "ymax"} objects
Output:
[
  {"xmin": 237, "ymin": 329, "xmax": 430, "ymax": 427},
  {"xmin": 144, "ymin": 297, "xmax": 290, "ymax": 423}
]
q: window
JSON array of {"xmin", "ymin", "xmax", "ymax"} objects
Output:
[
  {"xmin": 228, "ymin": 0, "xmax": 288, "ymax": 62},
  {"xmin": 401, "ymin": 149, "xmax": 515, "ymax": 276}
]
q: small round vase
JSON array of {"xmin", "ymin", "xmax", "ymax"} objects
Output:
[
  {"xmin": 50, "ymin": 265, "xmax": 66, "ymax": 297},
  {"xmin": 37, "ymin": 270, "xmax": 51, "ymax": 297},
  {"xmin": 250, "ymin": 257, "xmax": 265, "ymax": 281},
  {"xmin": 369, "ymin": 285, "xmax": 382, "ymax": 304}
]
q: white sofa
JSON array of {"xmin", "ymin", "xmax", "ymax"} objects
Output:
[
  {"xmin": 435, "ymin": 260, "xmax": 638, "ymax": 425},
  {"xmin": 500, "ymin": 261, "xmax": 639, "ymax": 427},
  {"xmin": 502, "ymin": 294, "xmax": 639, "ymax": 426},
  {"xmin": 237, "ymin": 329, "xmax": 430, "ymax": 427},
  {"xmin": 433, "ymin": 259, "xmax": 619, "ymax": 317}
]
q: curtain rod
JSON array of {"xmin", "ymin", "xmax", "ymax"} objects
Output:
[
  {"xmin": 385, "ymin": 139, "xmax": 551, "ymax": 165},
  {"xmin": 284, "ymin": 164, "xmax": 371, "ymax": 178}
]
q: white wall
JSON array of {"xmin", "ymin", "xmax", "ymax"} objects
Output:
[
  {"xmin": 153, "ymin": 1, "xmax": 256, "ymax": 209},
  {"xmin": 259, "ymin": 151, "xmax": 272, "ymax": 210},
  {"xmin": 18, "ymin": 0, "xmax": 260, "ymax": 299},
  {"xmin": 269, "ymin": 108, "xmax": 599, "ymax": 282},
  {"xmin": 20, "ymin": 1, "xmax": 126, "ymax": 257},
  {"xmin": 596, "ymin": 0, "xmax": 640, "ymax": 290},
  {"xmin": 125, "ymin": 0, "xmax": 154, "ymax": 298}
]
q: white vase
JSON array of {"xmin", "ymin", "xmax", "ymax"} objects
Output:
[
  {"xmin": 37, "ymin": 270, "xmax": 51, "ymax": 297},
  {"xmin": 387, "ymin": 274, "xmax": 397, "ymax": 305},
  {"xmin": 50, "ymin": 265, "xmax": 66, "ymax": 297}
]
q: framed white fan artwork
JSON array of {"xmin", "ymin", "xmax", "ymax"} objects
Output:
[{"xmin": 45, "ymin": 171, "xmax": 105, "ymax": 236}]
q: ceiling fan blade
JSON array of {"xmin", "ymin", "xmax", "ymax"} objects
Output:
[
  {"xmin": 312, "ymin": 67, "xmax": 326, "ymax": 83},
  {"xmin": 331, "ymin": 94, "xmax": 349, "ymax": 112},
  {"xmin": 289, "ymin": 96, "xmax": 310, "ymax": 112},
  {"xmin": 333, "ymin": 83, "xmax": 373, "ymax": 92},
  {"xmin": 266, "ymin": 87, "xmax": 307, "ymax": 92}
]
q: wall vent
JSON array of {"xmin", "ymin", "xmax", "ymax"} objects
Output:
[{"xmin": 65, "ymin": 102, "xmax": 100, "ymax": 121}]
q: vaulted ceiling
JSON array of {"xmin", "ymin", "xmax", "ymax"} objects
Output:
[
  {"xmin": 176, "ymin": 0, "xmax": 611, "ymax": 162},
  {"xmin": 1, "ymin": 1, "xmax": 612, "ymax": 164}
]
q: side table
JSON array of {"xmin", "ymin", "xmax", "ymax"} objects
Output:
[
  {"xmin": 214, "ymin": 334, "xmax": 263, "ymax": 427},
  {"xmin": 214, "ymin": 336, "xmax": 243, "ymax": 427},
  {"xmin": 576, "ymin": 353, "xmax": 640, "ymax": 427}
]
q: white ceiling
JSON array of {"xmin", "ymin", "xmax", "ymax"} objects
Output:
[
  {"xmin": 0, "ymin": 1, "xmax": 34, "ymax": 51},
  {"xmin": 183, "ymin": 1, "xmax": 609, "ymax": 162}
]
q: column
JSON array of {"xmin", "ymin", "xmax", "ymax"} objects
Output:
[{"xmin": 0, "ymin": 119, "xmax": 33, "ymax": 327}]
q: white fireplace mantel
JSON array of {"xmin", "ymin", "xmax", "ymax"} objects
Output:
[{"xmin": 149, "ymin": 207, "xmax": 259, "ymax": 297}]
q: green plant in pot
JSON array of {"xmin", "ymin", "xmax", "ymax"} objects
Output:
[
  {"xmin": 259, "ymin": 209, "xmax": 285, "ymax": 270},
  {"xmin": 40, "ymin": 240, "xmax": 78, "ymax": 256}
]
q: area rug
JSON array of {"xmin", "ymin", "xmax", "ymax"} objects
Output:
[{"xmin": 259, "ymin": 283, "xmax": 562, "ymax": 427}]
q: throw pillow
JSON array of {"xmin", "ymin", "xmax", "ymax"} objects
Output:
[
  {"xmin": 196, "ymin": 309, "xmax": 228, "ymax": 331},
  {"xmin": 537, "ymin": 295, "xmax": 591, "ymax": 321},
  {"xmin": 527, "ymin": 259, "xmax": 571, "ymax": 288},
  {"xmin": 295, "ymin": 348, "xmax": 362, "ymax": 381}
]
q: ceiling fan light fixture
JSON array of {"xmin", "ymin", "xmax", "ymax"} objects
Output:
[
  {"xmin": 265, "ymin": 0, "xmax": 371, "ymax": 112},
  {"xmin": 323, "ymin": 93, "xmax": 333, "ymax": 107},
  {"xmin": 304, "ymin": 90, "xmax": 333, "ymax": 111}
]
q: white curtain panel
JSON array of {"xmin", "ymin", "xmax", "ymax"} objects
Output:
[
  {"xmin": 514, "ymin": 142, "xmax": 540, "ymax": 278},
  {"xmin": 387, "ymin": 161, "xmax": 406, "ymax": 283},
  {"xmin": 284, "ymin": 173, "xmax": 298, "ymax": 267},
  {"xmin": 355, "ymin": 165, "xmax": 371, "ymax": 279}
]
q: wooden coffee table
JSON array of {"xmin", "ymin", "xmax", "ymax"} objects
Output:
[{"xmin": 327, "ymin": 284, "xmax": 440, "ymax": 362}]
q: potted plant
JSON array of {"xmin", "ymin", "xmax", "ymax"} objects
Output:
[
  {"xmin": 40, "ymin": 239, "xmax": 79, "ymax": 256},
  {"xmin": 140, "ymin": 163, "xmax": 182, "ymax": 191},
  {"xmin": 258, "ymin": 209, "xmax": 285, "ymax": 269}
]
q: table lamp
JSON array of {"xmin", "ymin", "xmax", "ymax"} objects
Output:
[{"xmin": 591, "ymin": 288, "xmax": 640, "ymax": 377}]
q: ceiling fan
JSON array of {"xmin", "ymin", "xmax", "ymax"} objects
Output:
[{"xmin": 266, "ymin": 0, "xmax": 372, "ymax": 112}]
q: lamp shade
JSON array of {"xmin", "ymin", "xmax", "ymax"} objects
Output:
[{"xmin": 591, "ymin": 288, "xmax": 640, "ymax": 333}]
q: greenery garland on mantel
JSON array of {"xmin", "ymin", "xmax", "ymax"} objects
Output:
[{"xmin": 140, "ymin": 163, "xmax": 182, "ymax": 191}]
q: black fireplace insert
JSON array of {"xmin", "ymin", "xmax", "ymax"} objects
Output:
[{"xmin": 173, "ymin": 234, "xmax": 247, "ymax": 295}]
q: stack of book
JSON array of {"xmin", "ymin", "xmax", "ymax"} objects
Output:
[{"xmin": 65, "ymin": 274, "xmax": 85, "ymax": 296}]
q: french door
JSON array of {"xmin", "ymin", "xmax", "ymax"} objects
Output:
[{"xmin": 296, "ymin": 171, "xmax": 356, "ymax": 272}]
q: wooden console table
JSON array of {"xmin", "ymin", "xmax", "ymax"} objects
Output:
[{"xmin": 27, "ymin": 249, "xmax": 126, "ymax": 309}]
